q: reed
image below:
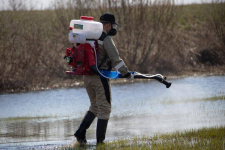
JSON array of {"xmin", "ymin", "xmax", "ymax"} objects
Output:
[{"xmin": 0, "ymin": 0, "xmax": 224, "ymax": 92}]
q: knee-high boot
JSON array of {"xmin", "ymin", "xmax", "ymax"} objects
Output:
[
  {"xmin": 96, "ymin": 119, "xmax": 108, "ymax": 144},
  {"xmin": 74, "ymin": 111, "xmax": 96, "ymax": 144}
]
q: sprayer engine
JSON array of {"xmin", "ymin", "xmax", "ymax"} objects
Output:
[{"xmin": 65, "ymin": 42, "xmax": 98, "ymax": 75}]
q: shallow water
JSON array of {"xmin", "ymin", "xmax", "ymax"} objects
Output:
[{"xmin": 0, "ymin": 76, "xmax": 225, "ymax": 149}]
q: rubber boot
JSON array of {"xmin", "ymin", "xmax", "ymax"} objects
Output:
[
  {"xmin": 74, "ymin": 111, "xmax": 96, "ymax": 144},
  {"xmin": 96, "ymin": 119, "xmax": 108, "ymax": 144}
]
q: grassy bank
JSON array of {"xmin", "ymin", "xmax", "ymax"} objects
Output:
[
  {"xmin": 0, "ymin": 0, "xmax": 224, "ymax": 93},
  {"xmin": 68, "ymin": 126, "xmax": 225, "ymax": 150}
]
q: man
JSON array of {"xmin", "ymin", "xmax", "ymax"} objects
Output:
[{"xmin": 74, "ymin": 12, "xmax": 133, "ymax": 144}]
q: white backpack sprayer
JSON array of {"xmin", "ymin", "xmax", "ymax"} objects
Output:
[{"xmin": 64, "ymin": 16, "xmax": 172, "ymax": 88}]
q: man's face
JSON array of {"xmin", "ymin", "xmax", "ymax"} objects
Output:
[{"xmin": 101, "ymin": 22, "xmax": 111, "ymax": 34}]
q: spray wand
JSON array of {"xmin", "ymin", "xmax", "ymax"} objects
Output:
[{"xmin": 99, "ymin": 70, "xmax": 172, "ymax": 88}]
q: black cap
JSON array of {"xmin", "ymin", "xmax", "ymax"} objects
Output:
[{"xmin": 100, "ymin": 12, "xmax": 119, "ymax": 25}]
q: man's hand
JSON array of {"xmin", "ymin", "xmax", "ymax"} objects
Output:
[{"xmin": 127, "ymin": 73, "xmax": 134, "ymax": 80}]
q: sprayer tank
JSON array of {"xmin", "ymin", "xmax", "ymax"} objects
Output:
[{"xmin": 69, "ymin": 16, "xmax": 103, "ymax": 43}]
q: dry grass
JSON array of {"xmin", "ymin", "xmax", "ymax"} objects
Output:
[{"xmin": 0, "ymin": 0, "xmax": 224, "ymax": 92}]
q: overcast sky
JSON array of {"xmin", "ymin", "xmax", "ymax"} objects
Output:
[
  {"xmin": 1, "ymin": 0, "xmax": 213, "ymax": 10},
  {"xmin": 0, "ymin": 0, "xmax": 54, "ymax": 10}
]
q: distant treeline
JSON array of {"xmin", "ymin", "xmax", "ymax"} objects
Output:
[{"xmin": 0, "ymin": 0, "xmax": 224, "ymax": 92}]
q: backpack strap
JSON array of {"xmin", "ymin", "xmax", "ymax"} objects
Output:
[{"xmin": 98, "ymin": 32, "xmax": 108, "ymax": 69}]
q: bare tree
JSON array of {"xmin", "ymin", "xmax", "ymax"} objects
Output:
[{"xmin": 9, "ymin": 0, "xmax": 26, "ymax": 11}]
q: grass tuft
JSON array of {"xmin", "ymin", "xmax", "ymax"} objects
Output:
[{"xmin": 66, "ymin": 126, "xmax": 225, "ymax": 150}]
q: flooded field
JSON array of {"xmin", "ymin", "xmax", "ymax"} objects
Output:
[{"xmin": 0, "ymin": 76, "xmax": 225, "ymax": 149}]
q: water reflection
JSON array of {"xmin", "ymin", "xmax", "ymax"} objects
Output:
[
  {"xmin": 0, "ymin": 76, "xmax": 225, "ymax": 149},
  {"xmin": 0, "ymin": 118, "xmax": 83, "ymax": 148}
]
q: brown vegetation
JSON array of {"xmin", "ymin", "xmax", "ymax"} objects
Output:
[{"xmin": 0, "ymin": 0, "xmax": 224, "ymax": 92}]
